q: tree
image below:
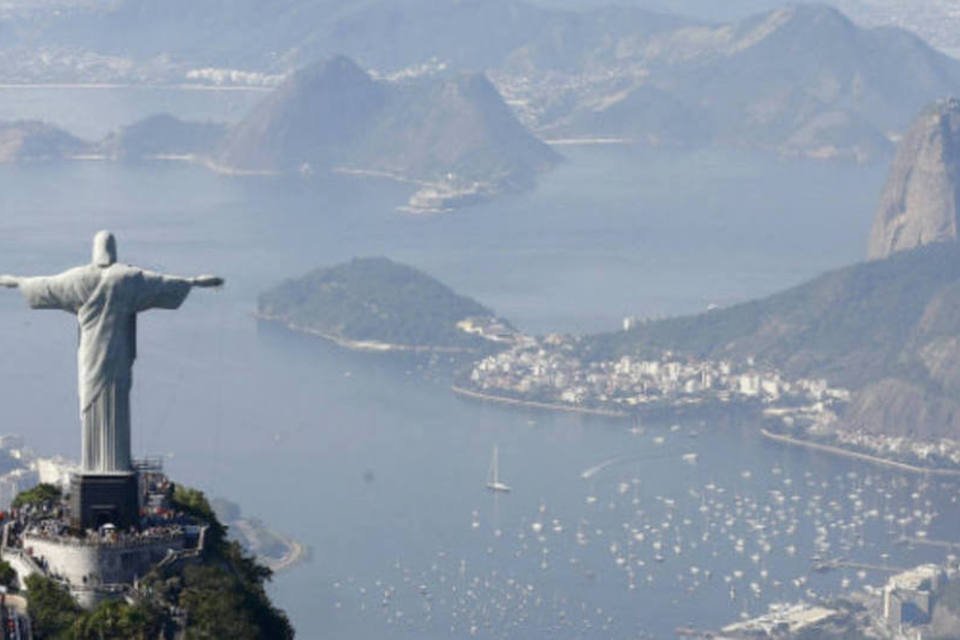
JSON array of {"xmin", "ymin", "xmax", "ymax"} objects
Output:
[
  {"xmin": 0, "ymin": 561, "xmax": 17, "ymax": 590},
  {"xmin": 174, "ymin": 562, "xmax": 289, "ymax": 640},
  {"xmin": 170, "ymin": 485, "xmax": 226, "ymax": 549},
  {"xmin": 24, "ymin": 574, "xmax": 80, "ymax": 639},
  {"xmin": 166, "ymin": 487, "xmax": 293, "ymax": 639},
  {"xmin": 72, "ymin": 600, "xmax": 163, "ymax": 640},
  {"xmin": 12, "ymin": 484, "xmax": 61, "ymax": 510}
]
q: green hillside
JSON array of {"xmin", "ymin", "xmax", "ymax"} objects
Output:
[
  {"xmin": 258, "ymin": 257, "xmax": 500, "ymax": 349},
  {"xmin": 583, "ymin": 243, "xmax": 960, "ymax": 439}
]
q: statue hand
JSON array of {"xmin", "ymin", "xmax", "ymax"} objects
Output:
[
  {"xmin": 192, "ymin": 275, "xmax": 224, "ymax": 288},
  {"xmin": 0, "ymin": 276, "xmax": 19, "ymax": 289}
]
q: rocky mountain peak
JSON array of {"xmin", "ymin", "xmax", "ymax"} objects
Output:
[{"xmin": 868, "ymin": 98, "xmax": 960, "ymax": 259}]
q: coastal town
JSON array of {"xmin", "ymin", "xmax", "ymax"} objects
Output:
[
  {"xmin": 457, "ymin": 327, "xmax": 960, "ymax": 472},
  {"xmin": 460, "ymin": 330, "xmax": 849, "ymax": 418}
]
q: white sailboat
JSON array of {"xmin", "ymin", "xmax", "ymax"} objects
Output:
[{"xmin": 486, "ymin": 445, "xmax": 511, "ymax": 493}]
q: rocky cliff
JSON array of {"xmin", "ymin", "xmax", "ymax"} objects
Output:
[{"xmin": 868, "ymin": 98, "xmax": 960, "ymax": 259}]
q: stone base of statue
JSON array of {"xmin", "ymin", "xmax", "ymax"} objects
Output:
[{"xmin": 69, "ymin": 472, "xmax": 139, "ymax": 530}]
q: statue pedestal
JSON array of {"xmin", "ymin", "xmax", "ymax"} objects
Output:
[{"xmin": 69, "ymin": 472, "xmax": 139, "ymax": 530}]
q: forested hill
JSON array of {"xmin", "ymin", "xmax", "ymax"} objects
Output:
[
  {"xmin": 582, "ymin": 242, "xmax": 960, "ymax": 439},
  {"xmin": 258, "ymin": 257, "xmax": 502, "ymax": 349}
]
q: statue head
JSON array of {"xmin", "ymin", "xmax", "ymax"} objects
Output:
[{"xmin": 92, "ymin": 231, "xmax": 117, "ymax": 268}]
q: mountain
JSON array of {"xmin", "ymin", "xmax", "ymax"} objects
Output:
[
  {"xmin": 258, "ymin": 257, "xmax": 507, "ymax": 350},
  {"xmin": 868, "ymin": 99, "xmax": 960, "ymax": 259},
  {"xmin": 217, "ymin": 56, "xmax": 559, "ymax": 205},
  {"xmin": 584, "ymin": 242, "xmax": 960, "ymax": 440},
  {"xmin": 5, "ymin": 2, "xmax": 960, "ymax": 162},
  {"xmin": 216, "ymin": 57, "xmax": 387, "ymax": 173},
  {"xmin": 1, "ymin": 0, "xmax": 693, "ymax": 72},
  {"xmin": 98, "ymin": 114, "xmax": 226, "ymax": 160},
  {"xmin": 509, "ymin": 4, "xmax": 960, "ymax": 160},
  {"xmin": 0, "ymin": 120, "xmax": 90, "ymax": 162}
]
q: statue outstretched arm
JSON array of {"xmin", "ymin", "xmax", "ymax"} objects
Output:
[
  {"xmin": 190, "ymin": 275, "xmax": 224, "ymax": 288},
  {"xmin": 135, "ymin": 270, "xmax": 222, "ymax": 312},
  {"xmin": 3, "ymin": 269, "xmax": 91, "ymax": 311}
]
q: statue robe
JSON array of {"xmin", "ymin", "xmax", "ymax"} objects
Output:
[{"xmin": 19, "ymin": 264, "xmax": 192, "ymax": 473}]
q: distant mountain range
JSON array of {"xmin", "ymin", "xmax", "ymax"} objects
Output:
[
  {"xmin": 0, "ymin": 56, "xmax": 558, "ymax": 211},
  {"xmin": 498, "ymin": 4, "xmax": 960, "ymax": 160},
  {"xmin": 4, "ymin": 2, "xmax": 960, "ymax": 161}
]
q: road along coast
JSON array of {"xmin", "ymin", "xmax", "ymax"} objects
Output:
[
  {"xmin": 760, "ymin": 428, "xmax": 960, "ymax": 477},
  {"xmin": 451, "ymin": 385, "xmax": 628, "ymax": 418}
]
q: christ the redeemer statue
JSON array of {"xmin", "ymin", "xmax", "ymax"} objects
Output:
[{"xmin": 0, "ymin": 231, "xmax": 223, "ymax": 474}]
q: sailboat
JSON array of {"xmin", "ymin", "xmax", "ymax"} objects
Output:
[{"xmin": 486, "ymin": 445, "xmax": 511, "ymax": 493}]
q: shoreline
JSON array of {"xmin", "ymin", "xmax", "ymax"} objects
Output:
[
  {"xmin": 231, "ymin": 518, "xmax": 307, "ymax": 573},
  {"xmin": 451, "ymin": 385, "xmax": 628, "ymax": 418},
  {"xmin": 262, "ymin": 533, "xmax": 308, "ymax": 573},
  {"xmin": 760, "ymin": 429, "xmax": 960, "ymax": 477},
  {"xmin": 256, "ymin": 313, "xmax": 478, "ymax": 354}
]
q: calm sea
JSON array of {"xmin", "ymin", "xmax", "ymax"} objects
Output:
[{"xmin": 1, "ymin": 87, "xmax": 954, "ymax": 639}]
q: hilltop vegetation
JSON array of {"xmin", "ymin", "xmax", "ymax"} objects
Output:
[{"xmin": 259, "ymin": 257, "xmax": 501, "ymax": 350}]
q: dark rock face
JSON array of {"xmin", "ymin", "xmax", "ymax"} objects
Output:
[{"xmin": 868, "ymin": 99, "xmax": 960, "ymax": 259}]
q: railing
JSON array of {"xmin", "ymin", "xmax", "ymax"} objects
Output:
[{"xmin": 23, "ymin": 530, "xmax": 185, "ymax": 549}]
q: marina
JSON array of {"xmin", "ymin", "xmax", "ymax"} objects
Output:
[{"xmin": 316, "ymin": 414, "xmax": 960, "ymax": 638}]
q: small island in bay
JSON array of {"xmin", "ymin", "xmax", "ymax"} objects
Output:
[
  {"xmin": 258, "ymin": 257, "xmax": 516, "ymax": 352},
  {"xmin": 0, "ymin": 120, "xmax": 92, "ymax": 162}
]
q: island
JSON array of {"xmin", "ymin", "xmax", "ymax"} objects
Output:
[
  {"xmin": 257, "ymin": 257, "xmax": 517, "ymax": 353},
  {"xmin": 0, "ymin": 57, "xmax": 560, "ymax": 213},
  {"xmin": 216, "ymin": 56, "xmax": 559, "ymax": 212},
  {"xmin": 0, "ymin": 121, "xmax": 92, "ymax": 163}
]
